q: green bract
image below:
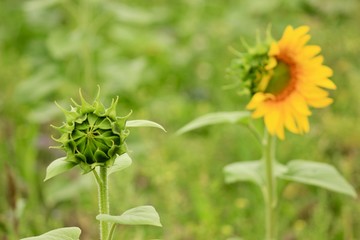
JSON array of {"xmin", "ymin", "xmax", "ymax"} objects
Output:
[
  {"xmin": 52, "ymin": 89, "xmax": 130, "ymax": 173},
  {"xmin": 226, "ymin": 35, "xmax": 273, "ymax": 95}
]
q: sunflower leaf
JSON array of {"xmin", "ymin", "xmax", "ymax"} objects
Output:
[
  {"xmin": 223, "ymin": 160, "xmax": 287, "ymax": 187},
  {"xmin": 126, "ymin": 120, "xmax": 166, "ymax": 132},
  {"xmin": 44, "ymin": 157, "xmax": 77, "ymax": 181},
  {"xmin": 224, "ymin": 160, "xmax": 263, "ymax": 186},
  {"xmin": 20, "ymin": 227, "xmax": 81, "ymax": 240},
  {"xmin": 96, "ymin": 205, "xmax": 162, "ymax": 227},
  {"xmin": 279, "ymin": 160, "xmax": 357, "ymax": 198},
  {"xmin": 177, "ymin": 111, "xmax": 250, "ymax": 135},
  {"xmin": 108, "ymin": 153, "xmax": 132, "ymax": 176}
]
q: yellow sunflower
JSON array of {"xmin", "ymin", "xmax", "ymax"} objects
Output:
[{"xmin": 246, "ymin": 25, "xmax": 336, "ymax": 139}]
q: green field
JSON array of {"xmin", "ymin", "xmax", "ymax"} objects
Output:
[{"xmin": 1, "ymin": 0, "xmax": 360, "ymax": 239}]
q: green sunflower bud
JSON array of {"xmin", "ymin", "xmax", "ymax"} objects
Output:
[{"xmin": 52, "ymin": 88, "xmax": 130, "ymax": 173}]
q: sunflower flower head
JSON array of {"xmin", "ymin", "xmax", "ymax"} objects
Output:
[
  {"xmin": 52, "ymin": 88, "xmax": 130, "ymax": 173},
  {"xmin": 228, "ymin": 25, "xmax": 336, "ymax": 139}
]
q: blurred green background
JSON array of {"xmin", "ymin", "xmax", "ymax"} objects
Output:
[{"xmin": 1, "ymin": 0, "xmax": 359, "ymax": 239}]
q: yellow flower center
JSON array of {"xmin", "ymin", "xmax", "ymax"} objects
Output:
[{"xmin": 265, "ymin": 61, "xmax": 291, "ymax": 97}]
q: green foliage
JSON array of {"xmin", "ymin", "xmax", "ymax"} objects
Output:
[
  {"xmin": 224, "ymin": 161, "xmax": 264, "ymax": 186},
  {"xmin": 108, "ymin": 153, "xmax": 133, "ymax": 176},
  {"xmin": 44, "ymin": 157, "xmax": 77, "ymax": 181},
  {"xmin": 97, "ymin": 206, "xmax": 162, "ymax": 227},
  {"xmin": 20, "ymin": 227, "xmax": 81, "ymax": 240},
  {"xmin": 177, "ymin": 111, "xmax": 250, "ymax": 135},
  {"xmin": 45, "ymin": 153, "xmax": 133, "ymax": 181},
  {"xmin": 224, "ymin": 159, "xmax": 356, "ymax": 198},
  {"xmin": 224, "ymin": 160, "xmax": 287, "ymax": 187},
  {"xmin": 126, "ymin": 120, "xmax": 166, "ymax": 132},
  {"xmin": 279, "ymin": 160, "xmax": 357, "ymax": 198}
]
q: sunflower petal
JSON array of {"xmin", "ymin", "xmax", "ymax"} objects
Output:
[
  {"xmin": 316, "ymin": 78, "xmax": 336, "ymax": 89},
  {"xmin": 266, "ymin": 57, "xmax": 278, "ymax": 70},
  {"xmin": 308, "ymin": 97, "xmax": 333, "ymax": 108},
  {"xmin": 295, "ymin": 114, "xmax": 310, "ymax": 134},
  {"xmin": 290, "ymin": 93, "xmax": 311, "ymax": 116},
  {"xmin": 246, "ymin": 93, "xmax": 267, "ymax": 110},
  {"xmin": 283, "ymin": 105, "xmax": 299, "ymax": 134},
  {"xmin": 301, "ymin": 45, "xmax": 321, "ymax": 58},
  {"xmin": 269, "ymin": 42, "xmax": 280, "ymax": 56},
  {"xmin": 252, "ymin": 104, "xmax": 269, "ymax": 118},
  {"xmin": 275, "ymin": 116, "xmax": 285, "ymax": 140},
  {"xmin": 264, "ymin": 106, "xmax": 280, "ymax": 135},
  {"xmin": 293, "ymin": 26, "xmax": 310, "ymax": 37}
]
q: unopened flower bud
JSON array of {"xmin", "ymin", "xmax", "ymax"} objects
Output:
[{"xmin": 52, "ymin": 88, "xmax": 130, "ymax": 173}]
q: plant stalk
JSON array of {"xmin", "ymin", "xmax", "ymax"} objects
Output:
[
  {"xmin": 95, "ymin": 166, "xmax": 110, "ymax": 240},
  {"xmin": 107, "ymin": 223, "xmax": 117, "ymax": 240},
  {"xmin": 263, "ymin": 131, "xmax": 277, "ymax": 240}
]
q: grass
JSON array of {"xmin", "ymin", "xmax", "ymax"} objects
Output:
[{"xmin": 1, "ymin": 0, "xmax": 360, "ymax": 239}]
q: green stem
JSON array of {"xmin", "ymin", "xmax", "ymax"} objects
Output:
[
  {"xmin": 263, "ymin": 131, "xmax": 277, "ymax": 240},
  {"xmin": 95, "ymin": 166, "xmax": 110, "ymax": 240},
  {"xmin": 247, "ymin": 120, "xmax": 262, "ymax": 144},
  {"xmin": 107, "ymin": 223, "xmax": 117, "ymax": 240}
]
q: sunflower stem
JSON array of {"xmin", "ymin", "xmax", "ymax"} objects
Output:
[
  {"xmin": 95, "ymin": 166, "xmax": 110, "ymax": 240},
  {"xmin": 263, "ymin": 131, "xmax": 277, "ymax": 240},
  {"xmin": 247, "ymin": 120, "xmax": 262, "ymax": 144},
  {"xmin": 107, "ymin": 223, "xmax": 117, "ymax": 240}
]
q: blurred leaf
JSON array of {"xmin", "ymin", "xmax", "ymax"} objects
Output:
[
  {"xmin": 279, "ymin": 160, "xmax": 357, "ymax": 198},
  {"xmin": 44, "ymin": 157, "xmax": 77, "ymax": 181},
  {"xmin": 15, "ymin": 67, "xmax": 61, "ymax": 103},
  {"xmin": 23, "ymin": 0, "xmax": 61, "ymax": 12},
  {"xmin": 46, "ymin": 30, "xmax": 83, "ymax": 60},
  {"xmin": 104, "ymin": 2, "xmax": 167, "ymax": 25},
  {"xmin": 102, "ymin": 58, "xmax": 147, "ymax": 94},
  {"xmin": 44, "ymin": 174, "xmax": 93, "ymax": 206},
  {"xmin": 224, "ymin": 161, "xmax": 263, "ymax": 186},
  {"xmin": 224, "ymin": 160, "xmax": 287, "ymax": 187},
  {"xmin": 20, "ymin": 227, "xmax": 81, "ymax": 240},
  {"xmin": 96, "ymin": 205, "xmax": 162, "ymax": 227},
  {"xmin": 108, "ymin": 153, "xmax": 132, "ymax": 176},
  {"xmin": 177, "ymin": 111, "xmax": 251, "ymax": 135},
  {"xmin": 28, "ymin": 102, "xmax": 61, "ymax": 123},
  {"xmin": 126, "ymin": 120, "xmax": 166, "ymax": 132}
]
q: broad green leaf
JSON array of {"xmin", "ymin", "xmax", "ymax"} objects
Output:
[
  {"xmin": 224, "ymin": 160, "xmax": 287, "ymax": 186},
  {"xmin": 21, "ymin": 227, "xmax": 81, "ymax": 240},
  {"xmin": 126, "ymin": 120, "xmax": 166, "ymax": 132},
  {"xmin": 224, "ymin": 161, "xmax": 263, "ymax": 186},
  {"xmin": 44, "ymin": 157, "xmax": 77, "ymax": 181},
  {"xmin": 279, "ymin": 160, "xmax": 357, "ymax": 198},
  {"xmin": 108, "ymin": 153, "xmax": 132, "ymax": 176},
  {"xmin": 96, "ymin": 205, "xmax": 162, "ymax": 227},
  {"xmin": 177, "ymin": 111, "xmax": 250, "ymax": 135}
]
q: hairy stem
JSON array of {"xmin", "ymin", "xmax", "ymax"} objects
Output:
[
  {"xmin": 263, "ymin": 131, "xmax": 277, "ymax": 240},
  {"xmin": 95, "ymin": 166, "xmax": 110, "ymax": 240}
]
